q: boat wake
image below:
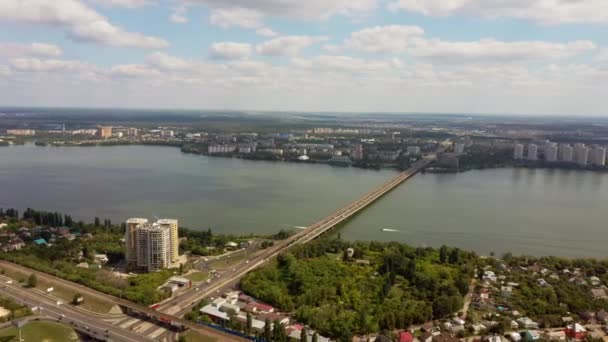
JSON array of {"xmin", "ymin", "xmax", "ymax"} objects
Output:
[{"xmin": 380, "ymin": 228, "xmax": 400, "ymax": 232}]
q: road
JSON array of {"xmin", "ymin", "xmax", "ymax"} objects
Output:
[
  {"xmin": 0, "ymin": 260, "xmax": 249, "ymax": 342},
  {"xmin": 0, "ymin": 276, "xmax": 150, "ymax": 342},
  {"xmin": 161, "ymin": 144, "xmax": 448, "ymax": 316}
]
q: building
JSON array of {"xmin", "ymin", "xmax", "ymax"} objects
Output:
[
  {"xmin": 591, "ymin": 147, "xmax": 606, "ymax": 166},
  {"xmin": 125, "ymin": 218, "xmax": 179, "ymax": 272},
  {"xmin": 6, "ymin": 129, "xmax": 36, "ymax": 136},
  {"xmin": 560, "ymin": 144, "xmax": 573, "ymax": 162},
  {"xmin": 454, "ymin": 143, "xmax": 465, "ymax": 154},
  {"xmin": 157, "ymin": 219, "xmax": 179, "ymax": 264},
  {"xmin": 513, "ymin": 144, "xmax": 524, "ymax": 160},
  {"xmin": 350, "ymin": 144, "xmax": 363, "ymax": 160},
  {"xmin": 407, "ymin": 146, "xmax": 421, "ymax": 155},
  {"xmin": 127, "ymin": 128, "xmax": 139, "ymax": 137},
  {"xmin": 574, "ymin": 143, "xmax": 589, "ymax": 166},
  {"xmin": 545, "ymin": 143, "xmax": 558, "ymax": 162},
  {"xmin": 527, "ymin": 144, "xmax": 538, "ymax": 161},
  {"xmin": 126, "ymin": 218, "xmax": 148, "ymax": 267},
  {"xmin": 99, "ymin": 126, "xmax": 113, "ymax": 139}
]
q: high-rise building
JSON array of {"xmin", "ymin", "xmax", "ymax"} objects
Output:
[
  {"xmin": 99, "ymin": 126, "xmax": 113, "ymax": 139},
  {"xmin": 560, "ymin": 144, "xmax": 573, "ymax": 162},
  {"xmin": 350, "ymin": 144, "xmax": 363, "ymax": 160},
  {"xmin": 545, "ymin": 143, "xmax": 558, "ymax": 162},
  {"xmin": 125, "ymin": 218, "xmax": 179, "ymax": 272},
  {"xmin": 527, "ymin": 144, "xmax": 538, "ymax": 161},
  {"xmin": 136, "ymin": 223, "xmax": 171, "ymax": 272},
  {"xmin": 513, "ymin": 144, "xmax": 524, "ymax": 160},
  {"xmin": 454, "ymin": 143, "xmax": 465, "ymax": 154},
  {"xmin": 574, "ymin": 143, "xmax": 589, "ymax": 166},
  {"xmin": 591, "ymin": 147, "xmax": 606, "ymax": 166},
  {"xmin": 125, "ymin": 218, "xmax": 148, "ymax": 267},
  {"xmin": 157, "ymin": 219, "xmax": 179, "ymax": 264}
]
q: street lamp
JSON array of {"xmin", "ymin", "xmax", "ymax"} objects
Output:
[{"xmin": 12, "ymin": 319, "xmax": 26, "ymax": 342}]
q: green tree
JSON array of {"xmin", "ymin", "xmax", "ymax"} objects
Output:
[
  {"xmin": 94, "ymin": 217, "xmax": 100, "ymax": 226},
  {"xmin": 72, "ymin": 293, "xmax": 83, "ymax": 305},
  {"xmin": 264, "ymin": 318, "xmax": 272, "ymax": 342},
  {"xmin": 439, "ymin": 245, "xmax": 448, "ymax": 263},
  {"xmin": 27, "ymin": 273, "xmax": 37, "ymax": 288},
  {"xmin": 301, "ymin": 326, "xmax": 308, "ymax": 342},
  {"xmin": 273, "ymin": 320, "xmax": 287, "ymax": 342},
  {"xmin": 246, "ymin": 312, "xmax": 252, "ymax": 335}
]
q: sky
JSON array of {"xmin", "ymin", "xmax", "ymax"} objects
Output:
[{"xmin": 0, "ymin": 0, "xmax": 607, "ymax": 116}]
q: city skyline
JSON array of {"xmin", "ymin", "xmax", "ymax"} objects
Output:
[{"xmin": 0, "ymin": 1, "xmax": 608, "ymax": 115}]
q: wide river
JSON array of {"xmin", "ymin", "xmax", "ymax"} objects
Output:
[{"xmin": 0, "ymin": 144, "xmax": 606, "ymax": 258}]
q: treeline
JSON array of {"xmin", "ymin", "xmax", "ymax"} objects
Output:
[{"xmin": 241, "ymin": 238, "xmax": 476, "ymax": 340}]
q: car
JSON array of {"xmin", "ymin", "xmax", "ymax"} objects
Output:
[{"xmin": 61, "ymin": 314, "xmax": 66, "ymax": 318}]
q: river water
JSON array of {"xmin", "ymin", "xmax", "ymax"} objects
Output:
[{"xmin": 0, "ymin": 144, "xmax": 605, "ymax": 258}]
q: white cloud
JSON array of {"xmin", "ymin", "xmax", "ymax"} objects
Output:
[
  {"xmin": 209, "ymin": 7, "xmax": 263, "ymax": 29},
  {"xmin": 256, "ymin": 36, "xmax": 328, "ymax": 56},
  {"xmin": 0, "ymin": 0, "xmax": 169, "ymax": 48},
  {"xmin": 169, "ymin": 5, "xmax": 188, "ymax": 23},
  {"xmin": 10, "ymin": 57, "xmax": 92, "ymax": 72},
  {"xmin": 182, "ymin": 0, "xmax": 377, "ymax": 20},
  {"xmin": 345, "ymin": 25, "xmax": 424, "ymax": 53},
  {"xmin": 292, "ymin": 55, "xmax": 391, "ymax": 74},
  {"xmin": 0, "ymin": 42, "xmax": 62, "ymax": 58},
  {"xmin": 109, "ymin": 64, "xmax": 160, "ymax": 78},
  {"xmin": 89, "ymin": 0, "xmax": 151, "ymax": 9},
  {"xmin": 410, "ymin": 38, "xmax": 596, "ymax": 63},
  {"xmin": 145, "ymin": 52, "xmax": 192, "ymax": 70},
  {"xmin": 256, "ymin": 27, "xmax": 278, "ymax": 37},
  {"xmin": 388, "ymin": 0, "xmax": 608, "ymax": 25},
  {"xmin": 597, "ymin": 49, "xmax": 608, "ymax": 64},
  {"xmin": 209, "ymin": 42, "xmax": 252, "ymax": 60}
]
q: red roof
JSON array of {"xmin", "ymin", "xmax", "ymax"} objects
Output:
[
  {"xmin": 250, "ymin": 302, "xmax": 274, "ymax": 312},
  {"xmin": 400, "ymin": 332, "xmax": 414, "ymax": 342}
]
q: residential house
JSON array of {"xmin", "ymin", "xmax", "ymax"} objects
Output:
[
  {"xmin": 596, "ymin": 310, "xmax": 608, "ymax": 324},
  {"xmin": 591, "ymin": 288, "xmax": 608, "ymax": 300},
  {"xmin": 501, "ymin": 286, "xmax": 513, "ymax": 297},
  {"xmin": 400, "ymin": 331, "xmax": 415, "ymax": 342},
  {"xmin": 565, "ymin": 323, "xmax": 587, "ymax": 340},
  {"xmin": 544, "ymin": 331, "xmax": 566, "ymax": 341},
  {"xmin": 523, "ymin": 331, "xmax": 540, "ymax": 341},
  {"xmin": 517, "ymin": 317, "xmax": 539, "ymax": 329},
  {"xmin": 432, "ymin": 332, "xmax": 460, "ymax": 342}
]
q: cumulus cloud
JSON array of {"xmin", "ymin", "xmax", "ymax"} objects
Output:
[
  {"xmin": 256, "ymin": 36, "xmax": 328, "ymax": 56},
  {"xmin": 145, "ymin": 52, "xmax": 192, "ymax": 70},
  {"xmin": 410, "ymin": 39, "xmax": 596, "ymax": 63},
  {"xmin": 0, "ymin": 0, "xmax": 169, "ymax": 48},
  {"xmin": 388, "ymin": 0, "xmax": 608, "ymax": 25},
  {"xmin": 209, "ymin": 7, "xmax": 263, "ymax": 29},
  {"xmin": 89, "ymin": 0, "xmax": 151, "ymax": 9},
  {"xmin": 169, "ymin": 5, "xmax": 188, "ymax": 23},
  {"xmin": 10, "ymin": 57, "xmax": 92, "ymax": 73},
  {"xmin": 109, "ymin": 64, "xmax": 160, "ymax": 78},
  {"xmin": 596, "ymin": 49, "xmax": 608, "ymax": 64},
  {"xmin": 256, "ymin": 27, "xmax": 278, "ymax": 37},
  {"xmin": 209, "ymin": 42, "xmax": 252, "ymax": 60},
  {"xmin": 0, "ymin": 42, "xmax": 62, "ymax": 58},
  {"xmin": 345, "ymin": 25, "xmax": 425, "ymax": 53},
  {"xmin": 182, "ymin": 0, "xmax": 377, "ymax": 20}
]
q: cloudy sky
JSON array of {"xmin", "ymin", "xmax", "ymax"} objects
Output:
[{"xmin": 0, "ymin": 0, "xmax": 607, "ymax": 115}]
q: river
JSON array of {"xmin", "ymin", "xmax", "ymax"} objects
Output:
[{"xmin": 0, "ymin": 144, "xmax": 605, "ymax": 258}]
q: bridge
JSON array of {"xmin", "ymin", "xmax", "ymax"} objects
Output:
[{"xmin": 159, "ymin": 142, "xmax": 449, "ymax": 317}]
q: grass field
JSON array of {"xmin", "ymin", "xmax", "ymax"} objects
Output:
[
  {"xmin": 0, "ymin": 321, "xmax": 79, "ymax": 342},
  {"xmin": 182, "ymin": 330, "xmax": 218, "ymax": 342},
  {"xmin": 183, "ymin": 271, "xmax": 209, "ymax": 283}
]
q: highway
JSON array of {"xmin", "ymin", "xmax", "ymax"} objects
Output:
[
  {"xmin": 159, "ymin": 144, "xmax": 448, "ymax": 316},
  {"xmin": 0, "ymin": 275, "xmax": 150, "ymax": 342}
]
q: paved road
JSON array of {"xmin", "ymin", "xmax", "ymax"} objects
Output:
[{"xmin": 0, "ymin": 278, "xmax": 150, "ymax": 342}]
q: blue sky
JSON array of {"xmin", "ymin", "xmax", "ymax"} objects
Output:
[{"xmin": 0, "ymin": 0, "xmax": 607, "ymax": 115}]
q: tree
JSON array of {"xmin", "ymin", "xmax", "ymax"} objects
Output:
[
  {"xmin": 246, "ymin": 313, "xmax": 252, "ymax": 335},
  {"xmin": 272, "ymin": 320, "xmax": 287, "ymax": 342},
  {"xmin": 264, "ymin": 318, "xmax": 272, "ymax": 342},
  {"xmin": 72, "ymin": 293, "xmax": 83, "ymax": 305},
  {"xmin": 301, "ymin": 326, "xmax": 308, "ymax": 342},
  {"xmin": 439, "ymin": 245, "xmax": 448, "ymax": 263},
  {"xmin": 312, "ymin": 332, "xmax": 319, "ymax": 342},
  {"xmin": 449, "ymin": 248, "xmax": 460, "ymax": 264},
  {"xmin": 177, "ymin": 336, "xmax": 186, "ymax": 342},
  {"xmin": 94, "ymin": 217, "xmax": 100, "ymax": 227},
  {"xmin": 27, "ymin": 274, "xmax": 37, "ymax": 288}
]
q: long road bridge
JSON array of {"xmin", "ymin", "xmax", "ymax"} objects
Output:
[
  {"xmin": 1, "ymin": 142, "xmax": 448, "ymax": 341},
  {"xmin": 160, "ymin": 142, "xmax": 449, "ymax": 317}
]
